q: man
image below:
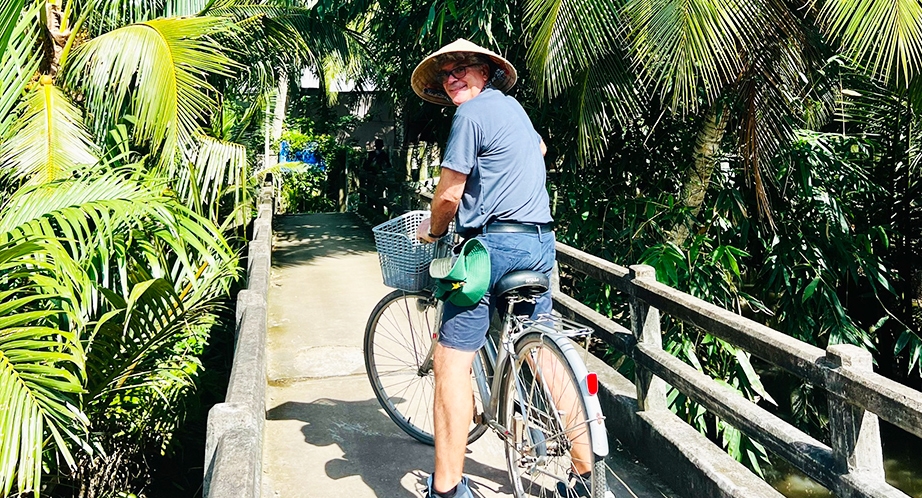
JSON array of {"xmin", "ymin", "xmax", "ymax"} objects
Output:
[
  {"xmin": 363, "ymin": 138, "xmax": 392, "ymax": 175},
  {"xmin": 411, "ymin": 39, "xmax": 561, "ymax": 498},
  {"xmin": 361, "ymin": 138, "xmax": 393, "ymax": 210}
]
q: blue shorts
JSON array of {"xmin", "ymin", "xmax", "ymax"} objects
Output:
[{"xmin": 439, "ymin": 231, "xmax": 556, "ymax": 352}]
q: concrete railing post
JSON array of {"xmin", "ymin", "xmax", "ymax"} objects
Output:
[
  {"xmin": 826, "ymin": 344, "xmax": 885, "ymax": 478},
  {"xmin": 628, "ymin": 265, "xmax": 667, "ymax": 411}
]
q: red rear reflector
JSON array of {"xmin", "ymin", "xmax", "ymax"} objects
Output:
[{"xmin": 586, "ymin": 373, "xmax": 598, "ymax": 396}]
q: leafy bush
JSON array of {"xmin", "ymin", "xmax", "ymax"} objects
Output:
[{"xmin": 280, "ymin": 167, "xmax": 337, "ymax": 213}]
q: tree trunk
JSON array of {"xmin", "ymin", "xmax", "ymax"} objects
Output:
[
  {"xmin": 42, "ymin": 0, "xmax": 70, "ymax": 76},
  {"xmin": 669, "ymin": 106, "xmax": 729, "ymax": 245},
  {"xmin": 272, "ymin": 72, "xmax": 288, "ymax": 143}
]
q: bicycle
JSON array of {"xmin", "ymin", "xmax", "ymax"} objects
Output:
[{"xmin": 364, "ymin": 212, "xmax": 611, "ymax": 498}]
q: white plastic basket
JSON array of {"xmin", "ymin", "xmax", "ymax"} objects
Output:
[{"xmin": 372, "ymin": 211, "xmax": 452, "ymax": 291}]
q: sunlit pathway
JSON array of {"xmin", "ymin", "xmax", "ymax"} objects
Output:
[
  {"xmin": 261, "ymin": 212, "xmax": 512, "ymax": 498},
  {"xmin": 261, "ymin": 212, "xmax": 678, "ymax": 498}
]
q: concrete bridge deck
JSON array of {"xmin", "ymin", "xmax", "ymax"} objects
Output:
[{"xmin": 260, "ymin": 212, "xmax": 679, "ymax": 498}]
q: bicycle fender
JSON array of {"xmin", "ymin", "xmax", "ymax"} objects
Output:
[{"xmin": 548, "ymin": 334, "xmax": 610, "ymax": 458}]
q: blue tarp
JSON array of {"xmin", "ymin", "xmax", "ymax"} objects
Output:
[{"xmin": 279, "ymin": 140, "xmax": 325, "ymax": 171}]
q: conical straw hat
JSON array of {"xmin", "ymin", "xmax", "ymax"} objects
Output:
[{"xmin": 411, "ymin": 38, "xmax": 517, "ymax": 106}]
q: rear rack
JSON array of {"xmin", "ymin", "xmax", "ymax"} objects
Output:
[{"xmin": 518, "ymin": 314, "xmax": 593, "ymax": 338}]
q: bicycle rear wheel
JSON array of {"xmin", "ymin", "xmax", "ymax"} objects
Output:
[
  {"xmin": 364, "ymin": 289, "xmax": 488, "ymax": 445},
  {"xmin": 500, "ymin": 332, "xmax": 609, "ymax": 498}
]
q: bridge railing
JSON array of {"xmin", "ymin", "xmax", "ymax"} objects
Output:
[
  {"xmin": 553, "ymin": 243, "xmax": 922, "ymax": 498},
  {"xmin": 202, "ymin": 185, "xmax": 274, "ymax": 498},
  {"xmin": 409, "ymin": 187, "xmax": 922, "ymax": 496}
]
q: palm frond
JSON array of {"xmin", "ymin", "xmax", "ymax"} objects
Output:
[
  {"xmin": 523, "ymin": 0, "xmax": 622, "ymax": 100},
  {"xmin": 163, "ymin": 0, "xmax": 210, "ymax": 16},
  {"xmin": 209, "ymin": 3, "xmax": 361, "ymax": 92},
  {"xmin": 0, "ymin": 239, "xmax": 88, "ymax": 497},
  {"xmin": 819, "ymin": 0, "xmax": 922, "ymax": 88},
  {"xmin": 0, "ymin": 79, "xmax": 99, "ymax": 186},
  {"xmin": 178, "ymin": 135, "xmax": 247, "ymax": 221},
  {"xmin": 571, "ymin": 56, "xmax": 643, "ymax": 163},
  {"xmin": 0, "ymin": 0, "xmax": 25, "ymax": 60},
  {"xmin": 86, "ymin": 274, "xmax": 229, "ymax": 410},
  {"xmin": 733, "ymin": 10, "xmax": 824, "ymax": 222},
  {"xmin": 63, "ymin": 16, "xmax": 238, "ymax": 173},
  {"xmin": 73, "ymin": 0, "xmax": 212, "ymax": 36},
  {"xmin": 623, "ymin": 0, "xmax": 757, "ymax": 112},
  {"xmin": 0, "ymin": 0, "xmax": 41, "ymax": 139},
  {"xmin": 523, "ymin": 0, "xmax": 641, "ymax": 162},
  {"xmin": 0, "ymin": 174, "xmax": 236, "ymax": 296}
]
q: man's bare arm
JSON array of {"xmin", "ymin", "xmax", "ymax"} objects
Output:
[{"xmin": 418, "ymin": 168, "xmax": 467, "ymax": 242}]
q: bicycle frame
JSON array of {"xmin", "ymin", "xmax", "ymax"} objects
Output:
[{"xmin": 418, "ymin": 294, "xmax": 610, "ymax": 459}]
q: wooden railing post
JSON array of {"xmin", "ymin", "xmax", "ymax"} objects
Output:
[
  {"xmin": 629, "ymin": 265, "xmax": 667, "ymax": 411},
  {"xmin": 826, "ymin": 344, "xmax": 885, "ymax": 479}
]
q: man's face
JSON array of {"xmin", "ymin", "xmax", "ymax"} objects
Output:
[{"xmin": 439, "ymin": 62, "xmax": 488, "ymax": 106}]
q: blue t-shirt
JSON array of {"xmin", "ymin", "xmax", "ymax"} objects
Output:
[{"xmin": 440, "ymin": 87, "xmax": 553, "ymax": 232}]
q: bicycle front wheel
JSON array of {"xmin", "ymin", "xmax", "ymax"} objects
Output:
[
  {"xmin": 500, "ymin": 332, "xmax": 609, "ymax": 498},
  {"xmin": 364, "ymin": 289, "xmax": 488, "ymax": 445}
]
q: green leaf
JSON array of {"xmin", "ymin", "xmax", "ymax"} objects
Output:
[
  {"xmin": 523, "ymin": 0, "xmax": 639, "ymax": 162},
  {"xmin": 869, "ymin": 315, "xmax": 888, "ymax": 334},
  {"xmin": 178, "ymin": 135, "xmax": 247, "ymax": 220},
  {"xmin": 0, "ymin": 0, "xmax": 40, "ymax": 138},
  {"xmin": 0, "ymin": 243, "xmax": 86, "ymax": 496},
  {"xmin": 623, "ymin": 0, "xmax": 757, "ymax": 111},
  {"xmin": 894, "ymin": 329, "xmax": 911, "ymax": 354},
  {"xmin": 802, "ymin": 277, "xmax": 821, "ymax": 302},
  {"xmin": 683, "ymin": 338, "xmax": 703, "ymax": 371},
  {"xmin": 735, "ymin": 350, "xmax": 777, "ymax": 406},
  {"xmin": 723, "ymin": 423, "xmax": 741, "ymax": 458},
  {"xmin": 0, "ymin": 0, "xmax": 24, "ymax": 60}
]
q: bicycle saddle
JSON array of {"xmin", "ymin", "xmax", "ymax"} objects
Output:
[{"xmin": 493, "ymin": 270, "xmax": 549, "ymax": 299}]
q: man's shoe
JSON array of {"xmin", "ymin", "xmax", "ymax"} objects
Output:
[
  {"xmin": 556, "ymin": 475, "xmax": 591, "ymax": 498},
  {"xmin": 425, "ymin": 475, "xmax": 474, "ymax": 498}
]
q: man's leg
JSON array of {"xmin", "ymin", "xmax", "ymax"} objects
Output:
[
  {"xmin": 536, "ymin": 349, "xmax": 592, "ymax": 475},
  {"xmin": 432, "ymin": 342, "xmax": 476, "ymax": 494}
]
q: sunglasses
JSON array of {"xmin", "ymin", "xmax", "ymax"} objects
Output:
[{"xmin": 437, "ymin": 64, "xmax": 483, "ymax": 84}]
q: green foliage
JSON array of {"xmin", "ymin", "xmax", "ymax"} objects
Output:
[
  {"xmin": 0, "ymin": 0, "xmax": 364, "ymax": 491},
  {"xmin": 275, "ymin": 118, "xmax": 358, "ymax": 214},
  {"xmin": 0, "ymin": 0, "xmax": 40, "ymax": 140},
  {"xmin": 759, "ymin": 133, "xmax": 888, "ymax": 349},
  {"xmin": 280, "ymin": 166, "xmax": 337, "ymax": 214},
  {"xmin": 1, "ymin": 80, "xmax": 99, "ymax": 186},
  {"xmin": 0, "ymin": 168, "xmax": 238, "ymax": 495},
  {"xmin": 63, "ymin": 16, "xmax": 238, "ymax": 173}
]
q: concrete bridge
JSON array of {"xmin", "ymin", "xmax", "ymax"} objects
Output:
[{"xmin": 202, "ymin": 187, "xmax": 922, "ymax": 498}]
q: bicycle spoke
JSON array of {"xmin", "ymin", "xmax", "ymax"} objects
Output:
[
  {"xmin": 501, "ymin": 332, "xmax": 606, "ymax": 498},
  {"xmin": 365, "ymin": 290, "xmax": 487, "ymax": 446}
]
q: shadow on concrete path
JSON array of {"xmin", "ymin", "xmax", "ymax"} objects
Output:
[
  {"xmin": 272, "ymin": 213, "xmax": 378, "ymax": 270},
  {"xmin": 267, "ymin": 398, "xmax": 513, "ymax": 498}
]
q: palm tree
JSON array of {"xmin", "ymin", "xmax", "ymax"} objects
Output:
[
  {"xmin": 0, "ymin": 170, "xmax": 238, "ymax": 496},
  {"xmin": 0, "ymin": 0, "xmax": 367, "ymax": 494},
  {"xmin": 514, "ymin": 0, "xmax": 922, "ymax": 469},
  {"xmin": 524, "ymin": 0, "xmax": 833, "ymax": 228}
]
